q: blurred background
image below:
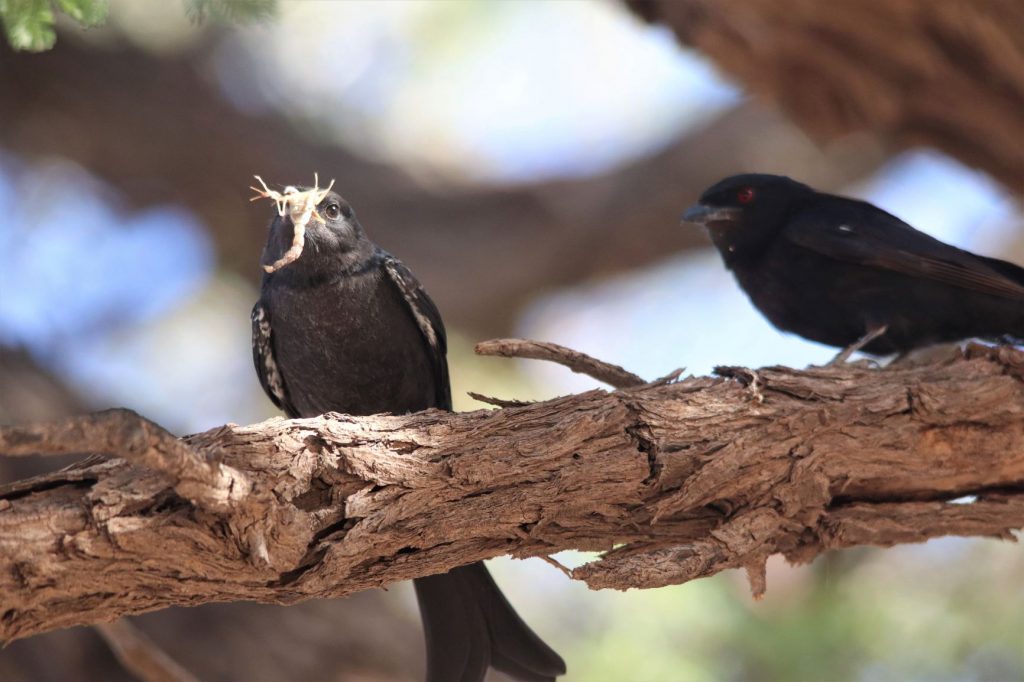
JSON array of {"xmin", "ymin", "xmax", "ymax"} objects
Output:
[{"xmin": 1, "ymin": 1, "xmax": 1022, "ymax": 680}]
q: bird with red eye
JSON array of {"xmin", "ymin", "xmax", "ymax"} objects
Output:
[
  {"xmin": 679, "ymin": 176, "xmax": 775, "ymax": 234},
  {"xmin": 682, "ymin": 172, "xmax": 1024, "ymax": 358}
]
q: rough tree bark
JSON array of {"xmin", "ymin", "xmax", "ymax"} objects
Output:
[
  {"xmin": 1, "ymin": 342, "xmax": 1022, "ymax": 644},
  {"xmin": 0, "ymin": 353, "xmax": 423, "ymax": 682},
  {"xmin": 628, "ymin": 0, "xmax": 1024, "ymax": 192}
]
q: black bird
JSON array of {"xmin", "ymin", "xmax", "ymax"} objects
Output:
[
  {"xmin": 683, "ymin": 173, "xmax": 1024, "ymax": 356},
  {"xmin": 251, "ymin": 184, "xmax": 565, "ymax": 682}
]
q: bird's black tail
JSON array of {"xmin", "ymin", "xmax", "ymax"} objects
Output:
[
  {"xmin": 977, "ymin": 252, "xmax": 1024, "ymax": 289},
  {"xmin": 975, "ymin": 253, "xmax": 1024, "ymax": 341},
  {"xmin": 413, "ymin": 562, "xmax": 566, "ymax": 682}
]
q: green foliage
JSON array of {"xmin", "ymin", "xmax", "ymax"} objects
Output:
[
  {"xmin": 0, "ymin": 0, "xmax": 275, "ymax": 52},
  {"xmin": 1, "ymin": 0, "xmax": 55, "ymax": 51},
  {"xmin": 0, "ymin": 0, "xmax": 106, "ymax": 51},
  {"xmin": 184, "ymin": 0, "xmax": 274, "ymax": 25},
  {"xmin": 56, "ymin": 0, "xmax": 105, "ymax": 24}
]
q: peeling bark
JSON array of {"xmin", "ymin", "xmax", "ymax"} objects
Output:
[{"xmin": 1, "ymin": 344, "xmax": 1022, "ymax": 643}]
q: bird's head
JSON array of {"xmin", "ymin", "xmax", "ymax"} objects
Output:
[
  {"xmin": 682, "ymin": 173, "xmax": 813, "ymax": 263},
  {"xmin": 254, "ymin": 177, "xmax": 374, "ymax": 281}
]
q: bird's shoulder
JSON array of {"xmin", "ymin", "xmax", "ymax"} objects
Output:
[
  {"xmin": 783, "ymin": 196, "xmax": 924, "ymax": 251},
  {"xmin": 783, "ymin": 197, "xmax": 1024, "ymax": 299}
]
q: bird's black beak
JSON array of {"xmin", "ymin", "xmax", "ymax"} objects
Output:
[{"xmin": 681, "ymin": 204, "xmax": 742, "ymax": 226}]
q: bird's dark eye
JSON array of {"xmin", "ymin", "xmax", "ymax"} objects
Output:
[
  {"xmin": 737, "ymin": 187, "xmax": 755, "ymax": 204},
  {"xmin": 324, "ymin": 203, "xmax": 342, "ymax": 220}
]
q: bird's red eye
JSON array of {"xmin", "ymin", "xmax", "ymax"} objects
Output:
[{"xmin": 737, "ymin": 187, "xmax": 755, "ymax": 204}]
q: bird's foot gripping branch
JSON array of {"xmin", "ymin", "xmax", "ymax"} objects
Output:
[{"xmin": 2, "ymin": 341, "xmax": 1023, "ymax": 642}]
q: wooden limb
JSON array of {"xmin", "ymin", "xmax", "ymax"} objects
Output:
[
  {"xmin": 575, "ymin": 493, "xmax": 1023, "ymax": 596},
  {"xmin": 466, "ymin": 392, "xmax": 534, "ymax": 408},
  {"xmin": 1, "ymin": 343, "xmax": 1023, "ymax": 643},
  {"xmin": 713, "ymin": 366, "xmax": 766, "ymax": 404},
  {"xmin": 0, "ymin": 408, "xmax": 254, "ymax": 513},
  {"xmin": 475, "ymin": 338, "xmax": 646, "ymax": 388},
  {"xmin": 627, "ymin": 0, "xmax": 1024, "ymax": 191},
  {"xmin": 95, "ymin": 620, "xmax": 200, "ymax": 682},
  {"xmin": 0, "ymin": 350, "xmax": 423, "ymax": 681}
]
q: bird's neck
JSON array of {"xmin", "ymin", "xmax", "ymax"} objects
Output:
[
  {"xmin": 710, "ymin": 229, "xmax": 753, "ymax": 269},
  {"xmin": 264, "ymin": 244, "xmax": 381, "ymax": 289}
]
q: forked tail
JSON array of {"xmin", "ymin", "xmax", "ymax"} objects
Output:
[{"xmin": 414, "ymin": 562, "xmax": 566, "ymax": 682}]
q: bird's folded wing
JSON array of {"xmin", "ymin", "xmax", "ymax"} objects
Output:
[
  {"xmin": 784, "ymin": 207, "xmax": 1024, "ymax": 300},
  {"xmin": 251, "ymin": 301, "xmax": 298, "ymax": 415},
  {"xmin": 381, "ymin": 254, "xmax": 453, "ymax": 411}
]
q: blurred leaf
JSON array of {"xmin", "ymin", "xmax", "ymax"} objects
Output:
[
  {"xmin": 0, "ymin": 0, "xmax": 56, "ymax": 51},
  {"xmin": 184, "ymin": 0, "xmax": 274, "ymax": 25},
  {"xmin": 0, "ymin": 0, "xmax": 107, "ymax": 51},
  {"xmin": 55, "ymin": 0, "xmax": 106, "ymax": 25},
  {"xmin": 0, "ymin": 0, "xmax": 276, "ymax": 52}
]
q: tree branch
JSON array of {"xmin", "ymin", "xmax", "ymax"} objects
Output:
[
  {"xmin": 0, "ymin": 408, "xmax": 254, "ymax": 512},
  {"xmin": 1, "ymin": 343, "xmax": 1022, "ymax": 643},
  {"xmin": 474, "ymin": 338, "xmax": 647, "ymax": 389},
  {"xmin": 627, "ymin": 0, "xmax": 1024, "ymax": 192},
  {"xmin": 94, "ymin": 620, "xmax": 200, "ymax": 682}
]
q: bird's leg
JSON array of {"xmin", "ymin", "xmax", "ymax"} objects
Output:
[
  {"xmin": 829, "ymin": 324, "xmax": 889, "ymax": 365},
  {"xmin": 997, "ymin": 333, "xmax": 1024, "ymax": 347}
]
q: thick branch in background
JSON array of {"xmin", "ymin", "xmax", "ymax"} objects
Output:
[
  {"xmin": 0, "ymin": 34, "xmax": 885, "ymax": 333},
  {"xmin": 94, "ymin": 620, "xmax": 199, "ymax": 682},
  {"xmin": 2, "ymin": 343, "xmax": 1022, "ymax": 643},
  {"xmin": 628, "ymin": 0, "xmax": 1024, "ymax": 192}
]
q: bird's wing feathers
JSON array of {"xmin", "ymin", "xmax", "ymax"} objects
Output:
[
  {"xmin": 251, "ymin": 301, "xmax": 298, "ymax": 416},
  {"xmin": 382, "ymin": 255, "xmax": 453, "ymax": 411},
  {"xmin": 784, "ymin": 203, "xmax": 1024, "ymax": 300}
]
